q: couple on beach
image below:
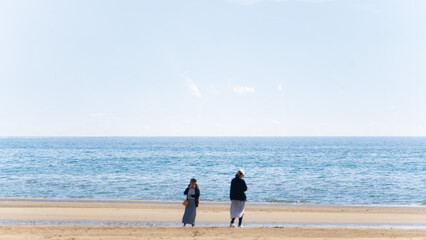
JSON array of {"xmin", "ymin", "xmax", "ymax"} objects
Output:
[{"xmin": 182, "ymin": 169, "xmax": 247, "ymax": 227}]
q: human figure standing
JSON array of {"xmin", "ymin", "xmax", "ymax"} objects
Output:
[
  {"xmin": 229, "ymin": 169, "xmax": 247, "ymax": 227},
  {"xmin": 182, "ymin": 178, "xmax": 200, "ymax": 227}
]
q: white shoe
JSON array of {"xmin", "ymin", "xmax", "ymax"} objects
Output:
[
  {"xmin": 238, "ymin": 225, "xmax": 243, "ymax": 228},
  {"xmin": 230, "ymin": 223, "xmax": 235, "ymax": 227}
]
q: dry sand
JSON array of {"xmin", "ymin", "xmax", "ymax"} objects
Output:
[
  {"xmin": 1, "ymin": 226, "xmax": 426, "ymax": 240},
  {"xmin": 0, "ymin": 198, "xmax": 425, "ymax": 239}
]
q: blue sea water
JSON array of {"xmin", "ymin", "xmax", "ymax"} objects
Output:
[{"xmin": 0, "ymin": 137, "xmax": 425, "ymax": 206}]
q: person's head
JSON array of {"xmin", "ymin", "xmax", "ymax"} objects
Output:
[
  {"xmin": 235, "ymin": 169, "xmax": 245, "ymax": 178},
  {"xmin": 190, "ymin": 178, "xmax": 197, "ymax": 188}
]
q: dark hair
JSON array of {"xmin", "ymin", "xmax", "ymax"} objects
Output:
[{"xmin": 190, "ymin": 178, "xmax": 199, "ymax": 189}]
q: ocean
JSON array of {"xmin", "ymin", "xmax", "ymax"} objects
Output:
[{"xmin": 0, "ymin": 137, "xmax": 425, "ymax": 206}]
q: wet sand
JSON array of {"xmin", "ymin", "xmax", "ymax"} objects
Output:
[{"xmin": 0, "ymin": 198, "xmax": 425, "ymax": 239}]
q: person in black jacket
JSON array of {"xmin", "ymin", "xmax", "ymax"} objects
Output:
[
  {"xmin": 182, "ymin": 178, "xmax": 200, "ymax": 227},
  {"xmin": 229, "ymin": 169, "xmax": 247, "ymax": 227}
]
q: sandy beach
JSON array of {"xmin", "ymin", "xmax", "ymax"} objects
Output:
[
  {"xmin": 1, "ymin": 225, "xmax": 426, "ymax": 240},
  {"xmin": 0, "ymin": 198, "xmax": 425, "ymax": 239}
]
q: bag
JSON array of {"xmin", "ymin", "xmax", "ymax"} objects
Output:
[{"xmin": 183, "ymin": 200, "xmax": 189, "ymax": 206}]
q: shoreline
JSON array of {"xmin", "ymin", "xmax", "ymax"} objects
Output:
[{"xmin": 1, "ymin": 197, "xmax": 425, "ymax": 208}]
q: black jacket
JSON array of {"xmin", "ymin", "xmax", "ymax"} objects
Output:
[
  {"xmin": 230, "ymin": 177, "xmax": 247, "ymax": 201},
  {"xmin": 184, "ymin": 186, "xmax": 200, "ymax": 207}
]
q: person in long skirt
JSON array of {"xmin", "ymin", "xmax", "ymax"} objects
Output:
[
  {"xmin": 182, "ymin": 178, "xmax": 200, "ymax": 227},
  {"xmin": 229, "ymin": 169, "xmax": 247, "ymax": 227}
]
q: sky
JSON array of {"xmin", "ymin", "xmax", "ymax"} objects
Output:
[{"xmin": 1, "ymin": 0, "xmax": 426, "ymax": 136}]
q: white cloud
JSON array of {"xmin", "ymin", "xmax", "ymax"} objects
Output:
[
  {"xmin": 233, "ymin": 85, "xmax": 255, "ymax": 95},
  {"xmin": 271, "ymin": 119, "xmax": 282, "ymax": 124},
  {"xmin": 228, "ymin": 0, "xmax": 333, "ymax": 5},
  {"xmin": 90, "ymin": 113, "xmax": 105, "ymax": 118},
  {"xmin": 185, "ymin": 76, "xmax": 201, "ymax": 98},
  {"xmin": 298, "ymin": 0, "xmax": 335, "ymax": 3},
  {"xmin": 227, "ymin": 0, "xmax": 288, "ymax": 6},
  {"xmin": 227, "ymin": 0, "xmax": 262, "ymax": 6},
  {"xmin": 278, "ymin": 83, "xmax": 283, "ymax": 91}
]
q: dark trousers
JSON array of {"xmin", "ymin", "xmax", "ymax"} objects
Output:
[{"xmin": 231, "ymin": 215, "xmax": 243, "ymax": 226}]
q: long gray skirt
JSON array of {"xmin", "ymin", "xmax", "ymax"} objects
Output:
[
  {"xmin": 230, "ymin": 200, "xmax": 245, "ymax": 219},
  {"xmin": 182, "ymin": 199, "xmax": 197, "ymax": 225}
]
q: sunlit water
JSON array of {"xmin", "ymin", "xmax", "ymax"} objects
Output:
[{"xmin": 0, "ymin": 137, "xmax": 425, "ymax": 205}]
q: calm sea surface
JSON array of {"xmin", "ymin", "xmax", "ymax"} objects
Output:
[{"xmin": 0, "ymin": 137, "xmax": 425, "ymax": 205}]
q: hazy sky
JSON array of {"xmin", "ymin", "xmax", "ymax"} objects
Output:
[{"xmin": 1, "ymin": 0, "xmax": 426, "ymax": 136}]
